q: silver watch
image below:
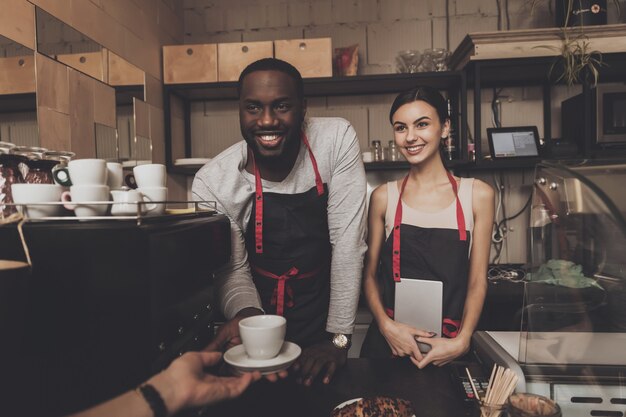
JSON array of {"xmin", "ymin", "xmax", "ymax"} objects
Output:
[{"xmin": 331, "ymin": 333, "xmax": 352, "ymax": 350}]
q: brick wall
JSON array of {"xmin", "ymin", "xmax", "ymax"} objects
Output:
[{"xmin": 181, "ymin": 0, "xmax": 625, "ymax": 264}]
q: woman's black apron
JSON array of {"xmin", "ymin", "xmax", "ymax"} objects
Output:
[
  {"xmin": 361, "ymin": 172, "xmax": 471, "ymax": 357},
  {"xmin": 245, "ymin": 132, "xmax": 331, "ymax": 348}
]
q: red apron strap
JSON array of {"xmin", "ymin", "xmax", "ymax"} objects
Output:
[
  {"xmin": 300, "ymin": 132, "xmax": 324, "ymax": 196},
  {"xmin": 250, "ymin": 152, "xmax": 264, "ymax": 254},
  {"xmin": 446, "ymin": 171, "xmax": 467, "ymax": 241},
  {"xmin": 252, "ymin": 265, "xmax": 323, "ymax": 316},
  {"xmin": 249, "ymin": 131, "xmax": 324, "ymax": 254},
  {"xmin": 392, "ymin": 176, "xmax": 409, "ymax": 283}
]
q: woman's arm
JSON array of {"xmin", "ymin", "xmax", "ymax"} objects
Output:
[
  {"xmin": 415, "ymin": 179, "xmax": 494, "ymax": 368},
  {"xmin": 363, "ymin": 184, "xmax": 430, "ymax": 360}
]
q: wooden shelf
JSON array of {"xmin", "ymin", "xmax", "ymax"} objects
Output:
[{"xmin": 165, "ymin": 71, "xmax": 465, "ymax": 101}]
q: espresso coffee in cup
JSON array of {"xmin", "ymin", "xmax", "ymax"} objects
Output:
[{"xmin": 238, "ymin": 315, "xmax": 286, "ymax": 360}]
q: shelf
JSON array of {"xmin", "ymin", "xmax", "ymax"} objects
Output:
[{"xmin": 164, "ymin": 71, "xmax": 465, "ymax": 101}]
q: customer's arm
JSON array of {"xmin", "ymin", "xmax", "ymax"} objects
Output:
[
  {"xmin": 66, "ymin": 352, "xmax": 260, "ymax": 417},
  {"xmin": 415, "ymin": 180, "xmax": 494, "ymax": 368}
]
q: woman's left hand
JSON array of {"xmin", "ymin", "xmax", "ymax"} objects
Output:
[{"xmin": 411, "ymin": 336, "xmax": 470, "ymax": 369}]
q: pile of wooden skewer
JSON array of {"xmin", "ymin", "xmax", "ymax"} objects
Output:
[{"xmin": 466, "ymin": 365, "xmax": 519, "ymax": 417}]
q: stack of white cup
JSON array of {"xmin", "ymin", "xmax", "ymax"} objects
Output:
[
  {"xmin": 132, "ymin": 164, "xmax": 167, "ymax": 215},
  {"xmin": 58, "ymin": 159, "xmax": 110, "ymax": 218}
]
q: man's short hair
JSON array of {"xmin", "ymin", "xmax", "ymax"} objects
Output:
[{"xmin": 237, "ymin": 58, "xmax": 304, "ymax": 99}]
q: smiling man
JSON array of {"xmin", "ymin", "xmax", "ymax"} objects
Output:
[{"xmin": 192, "ymin": 58, "xmax": 367, "ymax": 385}]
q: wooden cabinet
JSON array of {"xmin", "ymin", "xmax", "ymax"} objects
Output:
[
  {"xmin": 163, "ymin": 44, "xmax": 218, "ymax": 84},
  {"xmin": 217, "ymin": 41, "xmax": 273, "ymax": 82}
]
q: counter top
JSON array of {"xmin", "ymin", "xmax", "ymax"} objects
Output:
[{"xmin": 200, "ymin": 358, "xmax": 474, "ymax": 417}]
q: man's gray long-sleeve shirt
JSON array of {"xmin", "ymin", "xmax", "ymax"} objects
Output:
[{"xmin": 192, "ymin": 117, "xmax": 367, "ymax": 334}]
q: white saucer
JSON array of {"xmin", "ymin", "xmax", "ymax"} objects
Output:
[{"xmin": 224, "ymin": 341, "xmax": 301, "ymax": 375}]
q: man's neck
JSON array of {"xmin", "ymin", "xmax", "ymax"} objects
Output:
[{"xmin": 246, "ymin": 140, "xmax": 301, "ymax": 182}]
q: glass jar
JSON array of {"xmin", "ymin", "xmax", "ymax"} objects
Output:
[
  {"xmin": 387, "ymin": 140, "xmax": 400, "ymax": 162},
  {"xmin": 478, "ymin": 399, "xmax": 507, "ymax": 417},
  {"xmin": 371, "ymin": 140, "xmax": 384, "ymax": 162},
  {"xmin": 508, "ymin": 393, "xmax": 562, "ymax": 417}
]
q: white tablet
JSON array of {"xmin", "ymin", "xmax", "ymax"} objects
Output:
[{"xmin": 394, "ymin": 278, "xmax": 443, "ymax": 352}]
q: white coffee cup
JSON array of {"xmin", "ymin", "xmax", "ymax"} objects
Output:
[
  {"xmin": 61, "ymin": 184, "xmax": 110, "ymax": 218},
  {"xmin": 110, "ymin": 189, "xmax": 155, "ymax": 216},
  {"xmin": 238, "ymin": 315, "xmax": 286, "ymax": 360},
  {"xmin": 106, "ymin": 162, "xmax": 124, "ymax": 190},
  {"xmin": 132, "ymin": 163, "xmax": 166, "ymax": 188},
  {"xmin": 54, "ymin": 158, "xmax": 108, "ymax": 186},
  {"xmin": 11, "ymin": 183, "xmax": 64, "ymax": 219},
  {"xmin": 137, "ymin": 186, "xmax": 167, "ymax": 215}
]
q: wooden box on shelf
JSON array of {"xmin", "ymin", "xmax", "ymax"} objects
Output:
[
  {"xmin": 274, "ymin": 38, "xmax": 332, "ymax": 78},
  {"xmin": 56, "ymin": 51, "xmax": 106, "ymax": 82},
  {"xmin": 0, "ymin": 55, "xmax": 35, "ymax": 94},
  {"xmin": 163, "ymin": 44, "xmax": 217, "ymax": 84},
  {"xmin": 218, "ymin": 41, "xmax": 273, "ymax": 82}
]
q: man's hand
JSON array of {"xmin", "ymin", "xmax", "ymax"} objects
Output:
[{"xmin": 291, "ymin": 340, "xmax": 347, "ymax": 386}]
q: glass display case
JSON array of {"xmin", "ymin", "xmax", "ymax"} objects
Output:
[{"xmin": 473, "ymin": 160, "xmax": 626, "ymax": 417}]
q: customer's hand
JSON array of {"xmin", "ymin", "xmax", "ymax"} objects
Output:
[
  {"xmin": 412, "ymin": 335, "xmax": 470, "ymax": 369},
  {"xmin": 380, "ymin": 318, "xmax": 434, "ymax": 361},
  {"xmin": 149, "ymin": 351, "xmax": 261, "ymax": 413},
  {"xmin": 205, "ymin": 308, "xmax": 263, "ymax": 352},
  {"xmin": 291, "ymin": 340, "xmax": 347, "ymax": 386}
]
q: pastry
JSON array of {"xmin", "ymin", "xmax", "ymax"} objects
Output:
[{"xmin": 332, "ymin": 397, "xmax": 414, "ymax": 417}]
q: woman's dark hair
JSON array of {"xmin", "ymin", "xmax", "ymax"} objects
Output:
[
  {"xmin": 389, "ymin": 86, "xmax": 448, "ymax": 125},
  {"xmin": 237, "ymin": 58, "xmax": 304, "ymax": 99}
]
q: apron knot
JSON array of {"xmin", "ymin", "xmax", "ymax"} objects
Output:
[{"xmin": 253, "ymin": 265, "xmax": 323, "ymax": 316}]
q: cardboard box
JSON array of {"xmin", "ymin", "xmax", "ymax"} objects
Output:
[
  {"xmin": 274, "ymin": 38, "xmax": 332, "ymax": 78},
  {"xmin": 218, "ymin": 41, "xmax": 273, "ymax": 82},
  {"xmin": 163, "ymin": 44, "xmax": 217, "ymax": 84}
]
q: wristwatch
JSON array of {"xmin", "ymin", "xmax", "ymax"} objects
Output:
[{"xmin": 331, "ymin": 333, "xmax": 352, "ymax": 350}]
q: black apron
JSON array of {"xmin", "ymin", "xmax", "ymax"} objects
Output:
[
  {"xmin": 361, "ymin": 173, "xmax": 470, "ymax": 358},
  {"xmin": 245, "ymin": 132, "xmax": 331, "ymax": 348}
]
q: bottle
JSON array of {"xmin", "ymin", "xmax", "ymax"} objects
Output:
[
  {"xmin": 443, "ymin": 99, "xmax": 456, "ymax": 161},
  {"xmin": 371, "ymin": 140, "xmax": 383, "ymax": 162},
  {"xmin": 387, "ymin": 140, "xmax": 399, "ymax": 162}
]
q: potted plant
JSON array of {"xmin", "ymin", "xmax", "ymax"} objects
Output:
[{"xmin": 530, "ymin": 0, "xmax": 621, "ymax": 85}]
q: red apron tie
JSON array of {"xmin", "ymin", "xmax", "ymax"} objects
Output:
[
  {"xmin": 391, "ymin": 172, "xmax": 467, "ymax": 282},
  {"xmin": 251, "ymin": 132, "xmax": 324, "ymax": 254},
  {"xmin": 252, "ymin": 265, "xmax": 323, "ymax": 316}
]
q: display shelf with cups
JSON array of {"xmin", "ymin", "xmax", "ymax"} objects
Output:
[
  {"xmin": 163, "ymin": 71, "xmax": 467, "ymax": 175},
  {"xmin": 5, "ymin": 200, "xmax": 218, "ymax": 225}
]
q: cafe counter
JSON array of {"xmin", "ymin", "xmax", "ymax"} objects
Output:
[{"xmin": 199, "ymin": 358, "xmax": 474, "ymax": 417}]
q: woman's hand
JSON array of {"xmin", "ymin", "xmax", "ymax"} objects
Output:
[
  {"xmin": 379, "ymin": 319, "xmax": 434, "ymax": 361},
  {"xmin": 411, "ymin": 335, "xmax": 470, "ymax": 369}
]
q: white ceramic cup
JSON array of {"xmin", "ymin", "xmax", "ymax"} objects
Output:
[
  {"xmin": 54, "ymin": 158, "xmax": 108, "ymax": 186},
  {"xmin": 136, "ymin": 186, "xmax": 167, "ymax": 215},
  {"xmin": 132, "ymin": 163, "xmax": 166, "ymax": 188},
  {"xmin": 106, "ymin": 162, "xmax": 124, "ymax": 190},
  {"xmin": 110, "ymin": 189, "xmax": 155, "ymax": 216},
  {"xmin": 238, "ymin": 315, "xmax": 286, "ymax": 360},
  {"xmin": 61, "ymin": 184, "xmax": 110, "ymax": 218},
  {"xmin": 11, "ymin": 183, "xmax": 64, "ymax": 219}
]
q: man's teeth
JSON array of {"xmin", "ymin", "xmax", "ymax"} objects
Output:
[{"xmin": 259, "ymin": 134, "xmax": 280, "ymax": 141}]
